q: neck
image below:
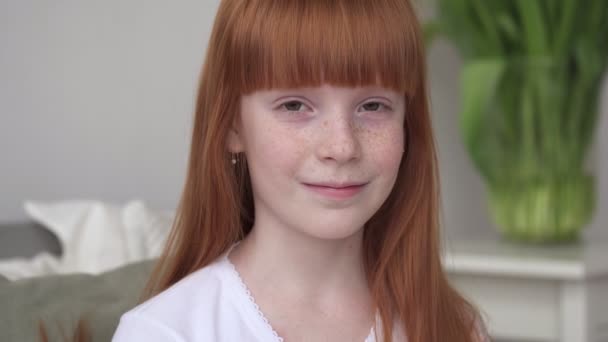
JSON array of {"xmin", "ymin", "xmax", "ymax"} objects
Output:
[{"xmin": 228, "ymin": 221, "xmax": 371, "ymax": 309}]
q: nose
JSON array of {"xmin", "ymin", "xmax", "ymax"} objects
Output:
[{"xmin": 316, "ymin": 117, "xmax": 361, "ymax": 164}]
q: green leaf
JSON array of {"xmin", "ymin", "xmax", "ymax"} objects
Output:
[
  {"xmin": 553, "ymin": 0, "xmax": 577, "ymax": 55},
  {"xmin": 459, "ymin": 59, "xmax": 507, "ymax": 181},
  {"xmin": 516, "ymin": 0, "xmax": 549, "ymax": 55},
  {"xmin": 496, "ymin": 13, "xmax": 518, "ymax": 43},
  {"xmin": 470, "ymin": 0, "xmax": 504, "ymax": 55}
]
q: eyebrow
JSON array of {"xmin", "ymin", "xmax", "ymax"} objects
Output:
[{"xmin": 266, "ymin": 87, "xmax": 402, "ymax": 103}]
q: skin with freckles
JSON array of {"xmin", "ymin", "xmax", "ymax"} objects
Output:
[{"xmin": 229, "ymin": 83, "xmax": 406, "ymax": 241}]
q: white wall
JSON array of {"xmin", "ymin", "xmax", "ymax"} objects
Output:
[
  {"xmin": 594, "ymin": 81, "xmax": 608, "ymax": 239},
  {"xmin": 1, "ymin": 0, "xmax": 606, "ymax": 240},
  {"xmin": 0, "ymin": 0, "xmax": 219, "ymax": 218}
]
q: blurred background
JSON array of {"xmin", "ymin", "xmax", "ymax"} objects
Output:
[{"xmin": 0, "ymin": 0, "xmax": 606, "ymax": 341}]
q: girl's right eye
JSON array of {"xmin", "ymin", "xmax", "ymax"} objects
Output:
[{"xmin": 279, "ymin": 100, "xmax": 310, "ymax": 113}]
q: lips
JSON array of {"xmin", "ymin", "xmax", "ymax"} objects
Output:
[{"xmin": 302, "ymin": 181, "xmax": 367, "ymax": 199}]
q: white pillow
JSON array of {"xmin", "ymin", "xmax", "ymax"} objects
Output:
[{"xmin": 0, "ymin": 200, "xmax": 173, "ymax": 280}]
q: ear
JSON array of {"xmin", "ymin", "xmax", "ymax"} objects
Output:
[{"xmin": 226, "ymin": 123, "xmax": 245, "ymax": 153}]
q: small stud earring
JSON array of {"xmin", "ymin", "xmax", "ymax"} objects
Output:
[{"xmin": 231, "ymin": 153, "xmax": 237, "ymax": 164}]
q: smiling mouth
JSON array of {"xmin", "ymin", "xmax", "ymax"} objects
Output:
[{"xmin": 302, "ymin": 182, "xmax": 367, "ymax": 199}]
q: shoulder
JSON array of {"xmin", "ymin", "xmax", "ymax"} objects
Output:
[
  {"xmin": 130, "ymin": 259, "xmax": 226, "ymax": 317},
  {"xmin": 113, "ymin": 258, "xmax": 236, "ymax": 341}
]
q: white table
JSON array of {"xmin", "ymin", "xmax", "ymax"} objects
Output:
[{"xmin": 443, "ymin": 237, "xmax": 608, "ymax": 342}]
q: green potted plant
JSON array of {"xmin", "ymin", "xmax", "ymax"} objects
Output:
[{"xmin": 426, "ymin": 0, "xmax": 608, "ymax": 243}]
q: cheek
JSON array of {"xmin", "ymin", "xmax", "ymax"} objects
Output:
[
  {"xmin": 248, "ymin": 125, "xmax": 307, "ymax": 176},
  {"xmin": 360, "ymin": 123, "xmax": 404, "ymax": 172}
]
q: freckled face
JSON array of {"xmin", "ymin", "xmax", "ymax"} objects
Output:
[{"xmin": 232, "ymin": 83, "xmax": 405, "ymax": 240}]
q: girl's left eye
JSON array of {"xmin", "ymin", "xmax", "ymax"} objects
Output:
[{"xmin": 360, "ymin": 102, "xmax": 390, "ymax": 112}]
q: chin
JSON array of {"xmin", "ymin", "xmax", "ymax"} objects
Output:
[{"xmin": 297, "ymin": 220, "xmax": 367, "ymax": 241}]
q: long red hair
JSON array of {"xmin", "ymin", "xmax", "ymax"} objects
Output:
[{"xmin": 142, "ymin": 0, "xmax": 483, "ymax": 341}]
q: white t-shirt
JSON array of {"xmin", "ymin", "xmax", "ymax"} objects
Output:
[{"xmin": 112, "ymin": 244, "xmax": 402, "ymax": 341}]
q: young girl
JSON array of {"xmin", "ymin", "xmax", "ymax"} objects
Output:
[{"xmin": 112, "ymin": 0, "xmax": 489, "ymax": 341}]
